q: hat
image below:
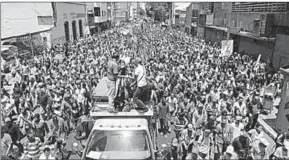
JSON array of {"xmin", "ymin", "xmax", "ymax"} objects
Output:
[
  {"xmin": 54, "ymin": 97, "xmax": 61, "ymax": 102},
  {"xmin": 205, "ymin": 129, "xmax": 211, "ymax": 133},
  {"xmin": 172, "ymin": 138, "xmax": 179, "ymax": 147},
  {"xmin": 221, "ymin": 119, "xmax": 227, "ymax": 124},
  {"xmin": 43, "ymin": 145, "xmax": 52, "ymax": 151},
  {"xmin": 55, "ymin": 89, "xmax": 61, "ymax": 94},
  {"xmin": 38, "ymin": 82, "xmax": 44, "ymax": 88},
  {"xmin": 12, "ymin": 145, "xmax": 19, "ymax": 150},
  {"xmin": 259, "ymin": 138, "xmax": 269, "ymax": 147},
  {"xmin": 135, "ymin": 57, "xmax": 142, "ymax": 64},
  {"xmin": 236, "ymin": 116, "xmax": 242, "ymax": 121},
  {"xmin": 11, "ymin": 115, "xmax": 18, "ymax": 121},
  {"xmin": 4, "ymin": 117, "xmax": 11, "ymax": 123},
  {"xmin": 188, "ymin": 124, "xmax": 193, "ymax": 130},
  {"xmin": 76, "ymin": 80, "xmax": 81, "ymax": 84},
  {"xmin": 226, "ymin": 145, "xmax": 235, "ymax": 155}
]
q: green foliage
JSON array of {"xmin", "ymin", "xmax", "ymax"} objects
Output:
[
  {"xmin": 138, "ymin": 7, "xmax": 145, "ymax": 16},
  {"xmin": 145, "ymin": 2, "xmax": 172, "ymax": 22}
]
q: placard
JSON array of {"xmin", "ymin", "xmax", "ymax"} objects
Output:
[{"xmin": 220, "ymin": 40, "xmax": 233, "ymax": 57}]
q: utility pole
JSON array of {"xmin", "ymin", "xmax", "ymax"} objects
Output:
[{"xmin": 227, "ymin": 12, "xmax": 231, "ymax": 39}]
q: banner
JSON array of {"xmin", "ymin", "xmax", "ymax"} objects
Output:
[
  {"xmin": 220, "ymin": 40, "xmax": 233, "ymax": 57},
  {"xmin": 264, "ymin": 84, "xmax": 277, "ymax": 96}
]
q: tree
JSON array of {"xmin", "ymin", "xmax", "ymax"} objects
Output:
[
  {"xmin": 145, "ymin": 2, "xmax": 171, "ymax": 22},
  {"xmin": 138, "ymin": 7, "xmax": 145, "ymax": 16}
]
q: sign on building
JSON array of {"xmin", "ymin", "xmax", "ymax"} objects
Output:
[
  {"xmin": 16, "ymin": 35, "xmax": 33, "ymax": 60},
  {"xmin": 220, "ymin": 40, "xmax": 233, "ymax": 57},
  {"xmin": 206, "ymin": 14, "xmax": 214, "ymax": 26}
]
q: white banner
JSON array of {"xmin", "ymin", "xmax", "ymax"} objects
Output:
[{"xmin": 220, "ymin": 40, "xmax": 233, "ymax": 57}]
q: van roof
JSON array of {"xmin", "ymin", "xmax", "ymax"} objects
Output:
[
  {"xmin": 1, "ymin": 45, "xmax": 16, "ymax": 52},
  {"xmin": 92, "ymin": 118, "xmax": 148, "ymax": 130},
  {"xmin": 90, "ymin": 109, "xmax": 153, "ymax": 118}
]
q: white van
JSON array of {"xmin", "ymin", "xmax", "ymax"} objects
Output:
[{"xmin": 78, "ymin": 111, "xmax": 156, "ymax": 160}]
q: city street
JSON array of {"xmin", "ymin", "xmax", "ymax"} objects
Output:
[{"xmin": 2, "ymin": 2, "xmax": 289, "ymax": 160}]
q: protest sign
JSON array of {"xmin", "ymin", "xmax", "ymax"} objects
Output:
[{"xmin": 220, "ymin": 40, "xmax": 233, "ymax": 57}]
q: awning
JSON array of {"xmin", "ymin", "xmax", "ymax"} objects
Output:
[
  {"xmin": 1, "ymin": 3, "xmax": 53, "ymax": 40},
  {"xmin": 206, "ymin": 25, "xmax": 228, "ymax": 32}
]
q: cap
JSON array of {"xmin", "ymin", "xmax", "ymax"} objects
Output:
[
  {"xmin": 188, "ymin": 124, "xmax": 193, "ymax": 130},
  {"xmin": 76, "ymin": 80, "xmax": 81, "ymax": 84},
  {"xmin": 4, "ymin": 117, "xmax": 11, "ymax": 123},
  {"xmin": 205, "ymin": 129, "xmax": 211, "ymax": 133},
  {"xmin": 226, "ymin": 145, "xmax": 235, "ymax": 155},
  {"xmin": 221, "ymin": 119, "xmax": 227, "ymax": 123},
  {"xmin": 135, "ymin": 57, "xmax": 142, "ymax": 64},
  {"xmin": 38, "ymin": 82, "xmax": 44, "ymax": 88},
  {"xmin": 236, "ymin": 116, "xmax": 242, "ymax": 121},
  {"xmin": 172, "ymin": 140, "xmax": 179, "ymax": 147}
]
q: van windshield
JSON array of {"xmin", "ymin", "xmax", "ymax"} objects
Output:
[{"xmin": 85, "ymin": 130, "xmax": 151, "ymax": 159}]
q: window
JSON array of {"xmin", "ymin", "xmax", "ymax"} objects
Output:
[
  {"xmin": 64, "ymin": 21, "xmax": 70, "ymax": 42},
  {"xmin": 79, "ymin": 20, "xmax": 83, "ymax": 38},
  {"xmin": 85, "ymin": 130, "xmax": 151, "ymax": 159},
  {"xmin": 94, "ymin": 7, "xmax": 101, "ymax": 16},
  {"xmin": 72, "ymin": 20, "xmax": 77, "ymax": 41}
]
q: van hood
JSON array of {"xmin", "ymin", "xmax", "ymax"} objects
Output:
[{"xmin": 86, "ymin": 151, "xmax": 151, "ymax": 160}]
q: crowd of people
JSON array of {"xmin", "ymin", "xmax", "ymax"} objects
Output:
[{"xmin": 1, "ymin": 19, "xmax": 289, "ymax": 160}]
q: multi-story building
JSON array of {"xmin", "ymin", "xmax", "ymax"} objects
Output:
[
  {"xmin": 50, "ymin": 2, "xmax": 88, "ymax": 44},
  {"xmin": 199, "ymin": 2, "xmax": 289, "ymax": 69},
  {"xmin": 174, "ymin": 9, "xmax": 186, "ymax": 30},
  {"xmin": 129, "ymin": 2, "xmax": 138, "ymax": 19},
  {"xmin": 1, "ymin": 3, "xmax": 53, "ymax": 49},
  {"xmin": 114, "ymin": 2, "xmax": 130, "ymax": 23},
  {"xmin": 93, "ymin": 3, "xmax": 111, "ymax": 33}
]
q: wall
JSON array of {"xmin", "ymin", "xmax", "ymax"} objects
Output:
[
  {"xmin": 114, "ymin": 2, "xmax": 129, "ymax": 22},
  {"xmin": 51, "ymin": 2, "xmax": 86, "ymax": 45},
  {"xmin": 274, "ymin": 12, "xmax": 289, "ymax": 27},
  {"xmin": 273, "ymin": 34, "xmax": 289, "ymax": 69},
  {"xmin": 204, "ymin": 27, "xmax": 227, "ymax": 43},
  {"xmin": 197, "ymin": 27, "xmax": 205, "ymax": 38},
  {"xmin": 94, "ymin": 2, "xmax": 108, "ymax": 23},
  {"xmin": 238, "ymin": 36, "xmax": 274, "ymax": 63},
  {"xmin": 185, "ymin": 4, "xmax": 192, "ymax": 29},
  {"xmin": 213, "ymin": 2, "xmax": 232, "ymax": 27},
  {"xmin": 1, "ymin": 3, "xmax": 53, "ymax": 39}
]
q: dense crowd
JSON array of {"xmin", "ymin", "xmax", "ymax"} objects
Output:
[{"xmin": 1, "ymin": 19, "xmax": 289, "ymax": 160}]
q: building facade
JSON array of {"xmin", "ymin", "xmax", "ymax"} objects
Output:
[
  {"xmin": 114, "ymin": 2, "xmax": 130, "ymax": 23},
  {"xmin": 1, "ymin": 3, "xmax": 53, "ymax": 50},
  {"xmin": 92, "ymin": 2, "xmax": 112, "ymax": 34},
  {"xmin": 193, "ymin": 2, "xmax": 289, "ymax": 69},
  {"xmin": 50, "ymin": 2, "xmax": 87, "ymax": 44}
]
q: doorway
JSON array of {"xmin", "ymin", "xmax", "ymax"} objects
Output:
[
  {"xmin": 72, "ymin": 20, "xmax": 77, "ymax": 41},
  {"xmin": 64, "ymin": 21, "xmax": 70, "ymax": 42},
  {"xmin": 79, "ymin": 20, "xmax": 83, "ymax": 38}
]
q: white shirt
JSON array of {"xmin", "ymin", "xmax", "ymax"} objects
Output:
[
  {"xmin": 39, "ymin": 153, "xmax": 55, "ymax": 160},
  {"xmin": 134, "ymin": 64, "xmax": 147, "ymax": 87},
  {"xmin": 231, "ymin": 122, "xmax": 244, "ymax": 140}
]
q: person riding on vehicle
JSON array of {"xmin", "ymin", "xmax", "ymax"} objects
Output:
[
  {"xmin": 106, "ymin": 54, "xmax": 120, "ymax": 111},
  {"xmin": 130, "ymin": 57, "xmax": 150, "ymax": 112}
]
